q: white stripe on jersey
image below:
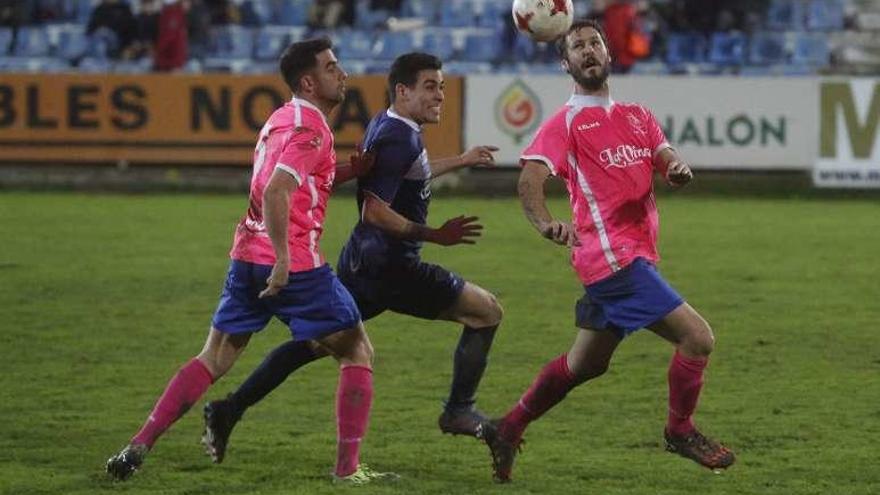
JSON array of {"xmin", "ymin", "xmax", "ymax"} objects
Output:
[
  {"xmin": 565, "ymin": 104, "xmax": 620, "ymax": 274},
  {"xmin": 306, "ymin": 176, "xmax": 320, "ymax": 268}
]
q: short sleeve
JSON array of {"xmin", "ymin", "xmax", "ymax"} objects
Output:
[
  {"xmin": 520, "ymin": 116, "xmax": 569, "ymax": 177},
  {"xmin": 643, "ymin": 107, "xmax": 671, "ymax": 157},
  {"xmin": 360, "ymin": 137, "xmax": 418, "ymax": 203},
  {"xmin": 275, "ymin": 126, "xmax": 324, "ymax": 184}
]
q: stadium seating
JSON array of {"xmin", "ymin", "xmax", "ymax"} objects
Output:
[
  {"xmin": 708, "ymin": 31, "xmax": 747, "ymax": 66},
  {"xmin": 0, "ymin": 0, "xmax": 864, "ymax": 75},
  {"xmin": 748, "ymin": 32, "xmax": 788, "ymax": 65}
]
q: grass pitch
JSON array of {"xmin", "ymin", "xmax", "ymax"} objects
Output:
[{"xmin": 1, "ymin": 192, "xmax": 878, "ymax": 495}]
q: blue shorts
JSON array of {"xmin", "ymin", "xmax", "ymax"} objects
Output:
[
  {"xmin": 575, "ymin": 257, "xmax": 684, "ymax": 339},
  {"xmin": 337, "ymin": 255, "xmax": 465, "ymax": 321},
  {"xmin": 212, "ymin": 261, "xmax": 361, "ymax": 341}
]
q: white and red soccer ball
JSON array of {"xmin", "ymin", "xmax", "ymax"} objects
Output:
[{"xmin": 512, "ymin": 0, "xmax": 575, "ymax": 42}]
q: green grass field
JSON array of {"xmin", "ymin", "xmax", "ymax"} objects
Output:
[{"xmin": 2, "ymin": 192, "xmax": 879, "ymax": 495}]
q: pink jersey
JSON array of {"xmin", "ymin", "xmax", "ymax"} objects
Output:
[
  {"xmin": 230, "ymin": 97, "xmax": 336, "ymax": 272},
  {"xmin": 521, "ymin": 94, "xmax": 671, "ymax": 286}
]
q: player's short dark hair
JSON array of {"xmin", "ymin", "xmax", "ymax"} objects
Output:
[
  {"xmin": 279, "ymin": 38, "xmax": 333, "ymax": 93},
  {"xmin": 387, "ymin": 52, "xmax": 443, "ymax": 102},
  {"xmin": 556, "ymin": 18, "xmax": 609, "ymax": 59}
]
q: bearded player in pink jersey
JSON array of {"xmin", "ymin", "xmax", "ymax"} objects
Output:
[
  {"xmin": 106, "ymin": 39, "xmax": 396, "ymax": 485},
  {"xmin": 484, "ymin": 19, "xmax": 735, "ymax": 482}
]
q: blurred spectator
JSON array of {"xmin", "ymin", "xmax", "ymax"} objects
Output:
[
  {"xmin": 603, "ymin": 0, "xmax": 650, "ymax": 73},
  {"xmin": 131, "ymin": 0, "xmax": 161, "ymax": 59},
  {"xmin": 370, "ymin": 0, "xmax": 401, "ymax": 13},
  {"xmin": 205, "ymin": 0, "xmax": 239, "ymax": 25},
  {"xmin": 187, "ymin": 0, "xmax": 211, "ymax": 59},
  {"xmin": 34, "ymin": 0, "xmax": 65, "ymax": 22},
  {"xmin": 87, "ymin": 0, "xmax": 139, "ymax": 59},
  {"xmin": 155, "ymin": 0, "xmax": 189, "ymax": 71},
  {"xmin": 308, "ymin": 0, "xmax": 354, "ymax": 29},
  {"xmin": 0, "ymin": 0, "xmax": 26, "ymax": 29}
]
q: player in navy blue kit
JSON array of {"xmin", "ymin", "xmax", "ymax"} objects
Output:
[{"xmin": 201, "ymin": 52, "xmax": 503, "ymax": 465}]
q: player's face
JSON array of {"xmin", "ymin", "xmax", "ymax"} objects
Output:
[
  {"xmin": 311, "ymin": 49, "xmax": 348, "ymax": 105},
  {"xmin": 402, "ymin": 69, "xmax": 445, "ymax": 125},
  {"xmin": 562, "ymin": 27, "xmax": 611, "ymax": 91}
]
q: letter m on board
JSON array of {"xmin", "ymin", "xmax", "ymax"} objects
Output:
[{"xmin": 820, "ymin": 81, "xmax": 880, "ymax": 159}]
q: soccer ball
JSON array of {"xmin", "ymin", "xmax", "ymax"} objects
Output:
[{"xmin": 512, "ymin": 0, "xmax": 574, "ymax": 42}]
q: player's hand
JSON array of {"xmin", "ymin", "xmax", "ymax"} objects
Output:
[
  {"xmin": 459, "ymin": 145, "xmax": 499, "ymax": 168},
  {"xmin": 540, "ymin": 220, "xmax": 579, "ymax": 247},
  {"xmin": 349, "ymin": 141, "xmax": 375, "ymax": 178},
  {"xmin": 259, "ymin": 261, "xmax": 289, "ymax": 298},
  {"xmin": 666, "ymin": 160, "xmax": 693, "ymax": 186},
  {"xmin": 431, "ymin": 215, "xmax": 483, "ymax": 246}
]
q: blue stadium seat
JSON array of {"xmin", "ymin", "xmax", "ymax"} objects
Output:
[
  {"xmin": 440, "ymin": 0, "xmax": 475, "ymax": 27},
  {"xmin": 57, "ymin": 27, "xmax": 89, "ymax": 61},
  {"xmin": 792, "ymin": 32, "xmax": 829, "ymax": 65},
  {"xmin": 336, "ymin": 30, "xmax": 375, "ymax": 60},
  {"xmin": 210, "ymin": 26, "xmax": 255, "ymax": 59},
  {"xmin": 0, "ymin": 28, "xmax": 12, "ymax": 55},
  {"xmin": 512, "ymin": 33, "xmax": 537, "ymax": 61},
  {"xmin": 0, "ymin": 56, "xmax": 69, "ymax": 73},
  {"xmin": 461, "ymin": 31, "xmax": 501, "ymax": 62},
  {"xmin": 708, "ymin": 31, "xmax": 747, "ymax": 66},
  {"xmin": 422, "ymin": 31, "xmax": 455, "ymax": 60},
  {"xmin": 806, "ymin": 0, "xmax": 844, "ymax": 31},
  {"xmin": 375, "ymin": 31, "xmax": 416, "ymax": 60},
  {"xmin": 113, "ymin": 57, "xmax": 154, "ymax": 74},
  {"xmin": 78, "ymin": 56, "xmax": 113, "ymax": 73},
  {"xmin": 665, "ymin": 32, "xmax": 707, "ymax": 66},
  {"xmin": 13, "ymin": 27, "xmax": 52, "ymax": 57},
  {"xmin": 74, "ymin": 0, "xmax": 92, "ymax": 23},
  {"xmin": 274, "ymin": 0, "xmax": 309, "ymax": 26},
  {"xmin": 254, "ymin": 27, "xmax": 288, "ymax": 60},
  {"xmin": 748, "ymin": 32, "xmax": 788, "ymax": 65},
  {"xmin": 766, "ymin": 0, "xmax": 805, "ymax": 31},
  {"xmin": 239, "ymin": 0, "xmax": 265, "ymax": 27},
  {"xmin": 355, "ymin": 1, "xmax": 393, "ymax": 29},
  {"xmin": 442, "ymin": 61, "xmax": 493, "ymax": 75},
  {"xmin": 402, "ymin": 0, "xmax": 440, "ymax": 24},
  {"xmin": 476, "ymin": 1, "xmax": 504, "ymax": 28}
]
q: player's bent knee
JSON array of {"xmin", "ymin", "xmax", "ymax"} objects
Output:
[
  {"xmin": 570, "ymin": 361, "xmax": 609, "ymax": 384},
  {"xmin": 470, "ymin": 291, "xmax": 504, "ymax": 328}
]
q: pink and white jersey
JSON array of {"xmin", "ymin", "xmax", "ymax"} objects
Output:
[
  {"xmin": 230, "ymin": 97, "xmax": 337, "ymax": 272},
  {"xmin": 522, "ymin": 94, "xmax": 671, "ymax": 286}
]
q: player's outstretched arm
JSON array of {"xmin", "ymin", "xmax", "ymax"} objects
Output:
[
  {"xmin": 259, "ymin": 169, "xmax": 300, "ymax": 298},
  {"xmin": 429, "ymin": 145, "xmax": 499, "ymax": 178},
  {"xmin": 361, "ymin": 192, "xmax": 482, "ymax": 246},
  {"xmin": 655, "ymin": 147, "xmax": 693, "ymax": 188},
  {"xmin": 519, "ymin": 160, "xmax": 578, "ymax": 247},
  {"xmin": 334, "ymin": 143, "xmax": 375, "ymax": 186}
]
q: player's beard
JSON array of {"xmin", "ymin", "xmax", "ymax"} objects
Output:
[{"xmin": 571, "ymin": 60, "xmax": 610, "ymax": 92}]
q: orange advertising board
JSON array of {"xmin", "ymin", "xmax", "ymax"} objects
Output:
[{"xmin": 0, "ymin": 74, "xmax": 462, "ymax": 164}]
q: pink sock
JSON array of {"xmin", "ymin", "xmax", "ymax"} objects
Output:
[
  {"xmin": 131, "ymin": 358, "xmax": 214, "ymax": 448},
  {"xmin": 502, "ymin": 353, "xmax": 576, "ymax": 442},
  {"xmin": 335, "ymin": 365, "xmax": 373, "ymax": 477},
  {"xmin": 667, "ymin": 351, "xmax": 708, "ymax": 436}
]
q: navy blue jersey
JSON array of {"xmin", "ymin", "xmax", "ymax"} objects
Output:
[{"xmin": 342, "ymin": 109, "xmax": 431, "ymax": 268}]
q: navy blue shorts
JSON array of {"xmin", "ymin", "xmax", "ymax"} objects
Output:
[
  {"xmin": 212, "ymin": 261, "xmax": 361, "ymax": 341},
  {"xmin": 337, "ymin": 256, "xmax": 465, "ymax": 321},
  {"xmin": 575, "ymin": 258, "xmax": 684, "ymax": 339}
]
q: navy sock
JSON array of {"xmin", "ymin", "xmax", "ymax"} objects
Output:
[
  {"xmin": 228, "ymin": 340, "xmax": 320, "ymax": 417},
  {"xmin": 446, "ymin": 325, "xmax": 498, "ymax": 411}
]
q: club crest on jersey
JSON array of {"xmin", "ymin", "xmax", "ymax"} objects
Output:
[
  {"xmin": 627, "ymin": 113, "xmax": 647, "ymax": 136},
  {"xmin": 599, "ymin": 144, "xmax": 652, "ymax": 169}
]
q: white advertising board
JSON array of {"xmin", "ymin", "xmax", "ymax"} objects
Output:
[{"xmin": 465, "ymin": 75, "xmax": 817, "ymax": 170}]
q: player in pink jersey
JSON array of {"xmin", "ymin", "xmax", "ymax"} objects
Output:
[
  {"xmin": 106, "ymin": 39, "xmax": 396, "ymax": 485},
  {"xmin": 484, "ymin": 20, "xmax": 735, "ymax": 482}
]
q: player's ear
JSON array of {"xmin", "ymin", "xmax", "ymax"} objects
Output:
[
  {"xmin": 395, "ymin": 82, "xmax": 408, "ymax": 101},
  {"xmin": 300, "ymin": 74, "xmax": 315, "ymax": 94},
  {"xmin": 561, "ymin": 58, "xmax": 570, "ymax": 74}
]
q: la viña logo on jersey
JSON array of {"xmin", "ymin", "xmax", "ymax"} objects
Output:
[
  {"xmin": 599, "ymin": 144, "xmax": 652, "ymax": 169},
  {"xmin": 495, "ymin": 79, "xmax": 542, "ymax": 144}
]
